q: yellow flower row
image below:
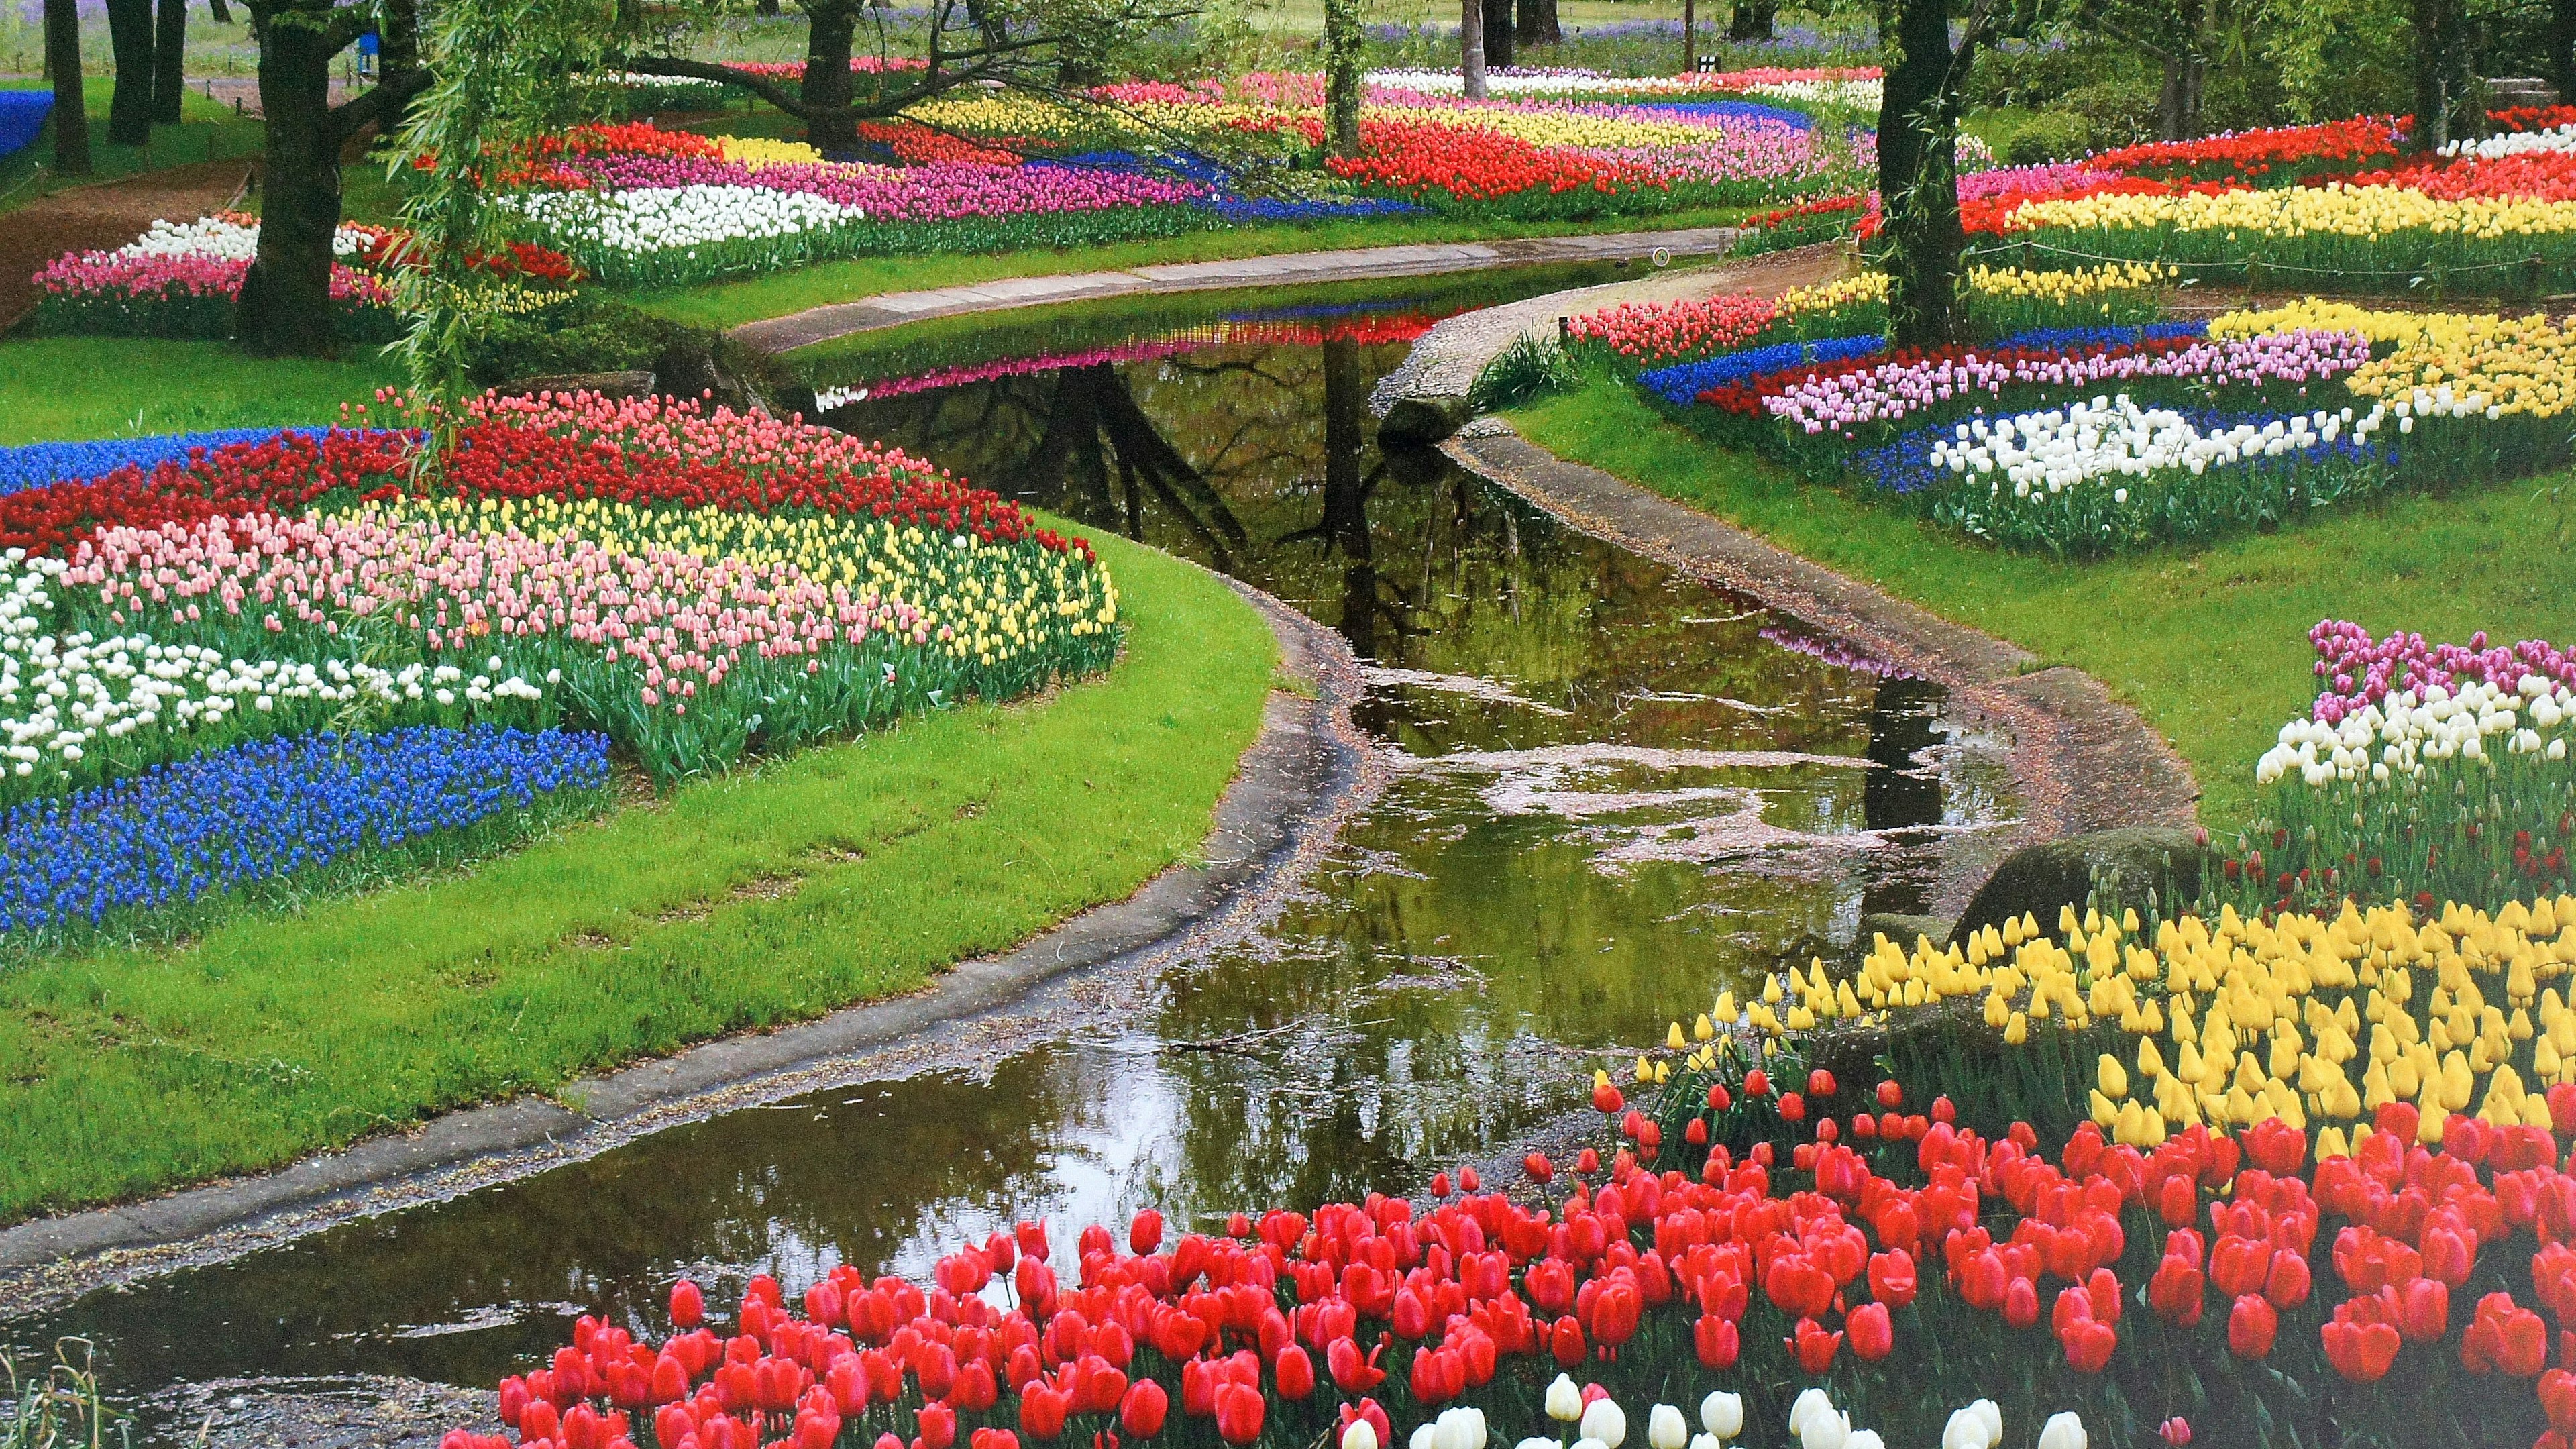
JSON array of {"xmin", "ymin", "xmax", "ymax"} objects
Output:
[
  {"xmin": 1774, "ymin": 272, "xmax": 1888, "ymax": 315},
  {"xmin": 1668, "ymin": 895, "xmax": 2576, "ymax": 1155},
  {"xmin": 1964, "ymin": 260, "xmax": 2176, "ymax": 301},
  {"xmin": 2006, "ymin": 182, "xmax": 2576, "ymax": 241},
  {"xmin": 718, "ymin": 136, "xmax": 828, "ymax": 170}
]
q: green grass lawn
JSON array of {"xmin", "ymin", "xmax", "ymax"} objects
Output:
[
  {"xmin": 0, "ymin": 520, "xmax": 1278, "ymax": 1223},
  {"xmin": 0, "ymin": 78, "xmax": 264, "ymax": 215},
  {"xmin": 0, "ymin": 337, "xmax": 409, "ymax": 444},
  {"xmin": 625, "ymin": 205, "xmax": 1757, "ymax": 331},
  {"xmin": 1511, "ymin": 384, "xmax": 2576, "ymax": 828}
]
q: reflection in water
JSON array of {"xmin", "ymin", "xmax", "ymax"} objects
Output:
[{"xmin": 7, "ymin": 268, "xmax": 2019, "ymax": 1433}]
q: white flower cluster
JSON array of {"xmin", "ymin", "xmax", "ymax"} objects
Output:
[
  {"xmin": 506, "ymin": 186, "xmax": 868, "ymax": 257},
  {"xmin": 1357, "ymin": 68, "xmax": 1882, "ymax": 109},
  {"xmin": 1746, "ymin": 77, "xmax": 1881, "ymax": 109},
  {"xmin": 0, "ymin": 551, "xmax": 547, "ymax": 794},
  {"xmin": 1931, "ymin": 394, "xmax": 2387, "ymax": 500},
  {"xmin": 2440, "ymin": 123, "xmax": 2576, "ymax": 160},
  {"xmin": 116, "ymin": 213, "xmax": 376, "ymax": 262},
  {"xmin": 2257, "ymin": 676, "xmax": 2574, "ymax": 787},
  {"xmin": 603, "ymin": 70, "xmax": 729, "ymax": 91}
]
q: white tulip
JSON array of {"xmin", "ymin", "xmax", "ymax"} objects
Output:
[
  {"xmin": 1436, "ymin": 1407, "xmax": 1488, "ymax": 1449},
  {"xmin": 1574, "ymin": 1438, "xmax": 1609, "ymax": 1449},
  {"xmin": 1516, "ymin": 1439, "xmax": 1556, "ymax": 1449},
  {"xmin": 1797, "ymin": 1413, "xmax": 1847, "ymax": 1449},
  {"xmin": 1580, "ymin": 1398, "xmax": 1627, "ymax": 1449},
  {"xmin": 1688, "ymin": 1437, "xmax": 1719, "ymax": 1449},
  {"xmin": 1343, "ymin": 1423, "xmax": 1379, "ymax": 1449},
  {"xmin": 1546, "ymin": 1375, "xmax": 1584, "ymax": 1424},
  {"xmin": 1788, "ymin": 1390, "xmax": 1833, "ymax": 1438},
  {"xmin": 1967, "ymin": 1400, "xmax": 2002, "ymax": 1448},
  {"xmin": 1699, "ymin": 1392, "xmax": 1743, "ymax": 1440},
  {"xmin": 1411, "ymin": 1425, "xmax": 1437, "ymax": 1449},
  {"xmin": 2037, "ymin": 1413, "xmax": 2088, "ymax": 1449},
  {"xmin": 1941, "ymin": 1411, "xmax": 1984, "ymax": 1449},
  {"xmin": 1646, "ymin": 1405, "xmax": 1687, "ymax": 1449},
  {"xmin": 1845, "ymin": 1433, "xmax": 1884, "ymax": 1449}
]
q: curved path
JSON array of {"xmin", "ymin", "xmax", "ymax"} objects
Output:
[
  {"xmin": 0, "ymin": 580, "xmax": 1382, "ymax": 1311},
  {"xmin": 1372, "ymin": 247, "xmax": 2201, "ymax": 843},
  {"xmin": 727, "ymin": 225, "xmax": 1742, "ymax": 354}
]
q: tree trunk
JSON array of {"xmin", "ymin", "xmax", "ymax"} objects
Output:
[
  {"xmin": 1682, "ymin": 0, "xmax": 1695, "ymax": 73},
  {"xmin": 152, "ymin": 0, "xmax": 186, "ymax": 125},
  {"xmin": 208, "ymin": 0, "xmax": 232, "ymax": 23},
  {"xmin": 1460, "ymin": 0, "xmax": 1487, "ymax": 98},
  {"xmin": 1727, "ymin": 0, "xmax": 1775, "ymax": 42},
  {"xmin": 757, "ymin": 0, "xmax": 780, "ymax": 13},
  {"xmin": 43, "ymin": 0, "xmax": 91, "ymax": 175},
  {"xmin": 2553, "ymin": 0, "xmax": 2576, "ymax": 116},
  {"xmin": 1483, "ymin": 0, "xmax": 1513, "ymax": 68},
  {"xmin": 800, "ymin": 0, "xmax": 859, "ymax": 152},
  {"xmin": 104, "ymin": 0, "xmax": 154, "ymax": 144},
  {"xmin": 1879, "ymin": 0, "xmax": 1965, "ymax": 349},
  {"xmin": 237, "ymin": 15, "xmax": 345, "ymax": 356},
  {"xmin": 1324, "ymin": 0, "xmax": 1364, "ymax": 156},
  {"xmin": 2411, "ymin": 0, "xmax": 2478, "ymax": 150},
  {"xmin": 375, "ymin": 0, "xmax": 421, "ymax": 141},
  {"xmin": 1517, "ymin": 0, "xmax": 1560, "ymax": 48}
]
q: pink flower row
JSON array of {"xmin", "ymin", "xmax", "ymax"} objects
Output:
[
  {"xmin": 1764, "ymin": 330, "xmax": 2373, "ymax": 433},
  {"xmin": 2308, "ymin": 621, "xmax": 2576, "ymax": 723},
  {"xmin": 32, "ymin": 250, "xmax": 394, "ymax": 306},
  {"xmin": 561, "ymin": 155, "xmax": 1210, "ymax": 223}
]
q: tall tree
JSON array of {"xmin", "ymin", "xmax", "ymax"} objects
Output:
[
  {"xmin": 1517, "ymin": 0, "xmax": 1560, "ymax": 47},
  {"xmin": 43, "ymin": 0, "xmax": 91, "ymax": 175},
  {"xmin": 1460, "ymin": 0, "xmax": 1487, "ymax": 96},
  {"xmin": 103, "ymin": 0, "xmax": 154, "ymax": 144},
  {"xmin": 1324, "ymin": 0, "xmax": 1363, "ymax": 155},
  {"xmin": 2549, "ymin": 0, "xmax": 2576, "ymax": 113},
  {"xmin": 152, "ymin": 0, "xmax": 188, "ymax": 125},
  {"xmin": 1728, "ymin": 0, "xmax": 1776, "ymax": 40},
  {"xmin": 2410, "ymin": 0, "xmax": 2479, "ymax": 149},
  {"xmin": 2081, "ymin": 0, "xmax": 2218, "ymax": 139},
  {"xmin": 1482, "ymin": 0, "xmax": 1513, "ymax": 65},
  {"xmin": 233, "ymin": 0, "xmax": 435, "ymax": 356},
  {"xmin": 1877, "ymin": 0, "xmax": 2035, "ymax": 345}
]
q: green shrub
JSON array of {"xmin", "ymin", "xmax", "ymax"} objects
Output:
[
  {"xmin": 1468, "ymin": 333, "xmax": 1579, "ymax": 413},
  {"xmin": 463, "ymin": 295, "xmax": 698, "ymax": 386},
  {"xmin": 2002, "ymin": 111, "xmax": 2092, "ymax": 166}
]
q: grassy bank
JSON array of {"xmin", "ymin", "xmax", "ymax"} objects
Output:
[
  {"xmin": 0, "ymin": 523, "xmax": 1278, "ymax": 1222},
  {"xmin": 1511, "ymin": 384, "xmax": 2576, "ymax": 827},
  {"xmin": 0, "ymin": 337, "xmax": 407, "ymax": 444},
  {"xmin": 627, "ymin": 205, "xmax": 1755, "ymax": 331}
]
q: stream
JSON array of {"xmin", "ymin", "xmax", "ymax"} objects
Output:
[{"xmin": 3, "ymin": 262, "xmax": 2021, "ymax": 1440}]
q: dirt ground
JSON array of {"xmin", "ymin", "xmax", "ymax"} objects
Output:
[{"xmin": 1, "ymin": 158, "xmax": 252, "ymax": 328}]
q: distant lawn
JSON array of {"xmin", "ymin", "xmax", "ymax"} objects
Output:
[
  {"xmin": 623, "ymin": 205, "xmax": 1757, "ymax": 331},
  {"xmin": 0, "ymin": 78, "xmax": 264, "ymax": 215},
  {"xmin": 0, "ymin": 337, "xmax": 408, "ymax": 445},
  {"xmin": 1511, "ymin": 384, "xmax": 2576, "ymax": 828},
  {"xmin": 0, "ymin": 519, "xmax": 1278, "ymax": 1223}
]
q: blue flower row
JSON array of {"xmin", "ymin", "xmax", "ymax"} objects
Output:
[
  {"xmin": 1984, "ymin": 321, "xmax": 2210, "ymax": 353},
  {"xmin": 0, "ymin": 724, "xmax": 611, "ymax": 938},
  {"xmin": 1630, "ymin": 99, "xmax": 1816, "ymax": 133},
  {"xmin": 1635, "ymin": 334, "xmax": 1886, "ymax": 406},
  {"xmin": 0, "ymin": 427, "xmax": 328, "ymax": 496}
]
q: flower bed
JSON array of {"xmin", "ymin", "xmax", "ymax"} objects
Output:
[
  {"xmin": 0, "ymin": 394, "xmax": 1118, "ymax": 948},
  {"xmin": 458, "ymin": 873, "xmax": 2576, "ymax": 1449}
]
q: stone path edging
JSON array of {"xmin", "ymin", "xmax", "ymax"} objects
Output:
[
  {"xmin": 727, "ymin": 226, "xmax": 1743, "ymax": 354},
  {"xmin": 0, "ymin": 578, "xmax": 1379, "ymax": 1312},
  {"xmin": 1440, "ymin": 420, "xmax": 2200, "ymax": 845}
]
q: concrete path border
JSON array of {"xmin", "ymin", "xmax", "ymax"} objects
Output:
[
  {"xmin": 727, "ymin": 226, "xmax": 1743, "ymax": 354},
  {"xmin": 0, "ymin": 578, "xmax": 1381, "ymax": 1313}
]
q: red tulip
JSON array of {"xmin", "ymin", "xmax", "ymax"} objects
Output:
[
  {"xmin": 2465, "ymin": 1292, "xmax": 2551, "ymax": 1376},
  {"xmin": 670, "ymin": 1281, "xmax": 706, "ymax": 1330},
  {"xmin": 1121, "ymin": 1379, "xmax": 1169, "ymax": 1439},
  {"xmin": 1743, "ymin": 1069, "xmax": 1771, "ymax": 1098},
  {"xmin": 1693, "ymin": 1313, "xmax": 1739, "ymax": 1369},
  {"xmin": 2399, "ymin": 1278, "xmax": 2451, "ymax": 1343},
  {"xmin": 1213, "ymin": 1383, "xmax": 1265, "ymax": 1444},
  {"xmin": 1875, "ymin": 1079, "xmax": 1902, "ymax": 1108},
  {"xmin": 1778, "ymin": 1092, "xmax": 1807, "ymax": 1122},
  {"xmin": 1789, "ymin": 1317, "xmax": 1842, "ymax": 1374},
  {"xmin": 1868, "ymin": 1250, "xmax": 1917, "ymax": 1309},
  {"xmin": 1807, "ymin": 1069, "xmax": 1836, "ymax": 1097},
  {"xmin": 1015, "ymin": 1220, "xmax": 1050, "ymax": 1263},
  {"xmin": 920, "ymin": 1404, "xmax": 959, "ymax": 1449},
  {"xmin": 1130, "ymin": 1210, "xmax": 1164, "ymax": 1257},
  {"xmin": 1019, "ymin": 1385, "xmax": 1069, "ymax": 1442},
  {"xmin": 2005, "ymin": 1276, "xmax": 2040, "ymax": 1329},
  {"xmin": 1848, "ymin": 1302, "xmax": 1893, "ymax": 1362},
  {"xmin": 1707, "ymin": 1082, "xmax": 1732, "ymax": 1111},
  {"xmin": 2543, "ymin": 1368, "xmax": 2576, "ymax": 1433},
  {"xmin": 1549, "ymin": 1315, "xmax": 1587, "ymax": 1368},
  {"xmin": 2061, "ymin": 1317, "xmax": 2116, "ymax": 1373},
  {"xmin": 2322, "ymin": 1318, "xmax": 2400, "ymax": 1382},
  {"xmin": 1524, "ymin": 1152, "xmax": 1554, "ymax": 1182},
  {"xmin": 2229, "ymin": 1295, "xmax": 2279, "ymax": 1360},
  {"xmin": 1275, "ymin": 1346, "xmax": 1316, "ymax": 1401},
  {"xmin": 1593, "ymin": 1081, "xmax": 1625, "ymax": 1114}
]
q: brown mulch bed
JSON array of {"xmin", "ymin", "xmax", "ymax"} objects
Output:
[{"xmin": 0, "ymin": 158, "xmax": 252, "ymax": 329}]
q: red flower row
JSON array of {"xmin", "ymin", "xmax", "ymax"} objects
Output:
[{"xmin": 1322, "ymin": 119, "xmax": 1673, "ymax": 203}]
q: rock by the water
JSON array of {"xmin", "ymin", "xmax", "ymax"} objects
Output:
[
  {"xmin": 492, "ymin": 370, "xmax": 656, "ymax": 400},
  {"xmin": 1379, "ymin": 394, "xmax": 1474, "ymax": 446},
  {"xmin": 1860, "ymin": 912, "xmax": 1953, "ymax": 953},
  {"xmin": 1949, "ymin": 826, "xmax": 2204, "ymax": 945}
]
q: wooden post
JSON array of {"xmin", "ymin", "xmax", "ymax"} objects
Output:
[{"xmin": 1682, "ymin": 0, "xmax": 1695, "ymax": 73}]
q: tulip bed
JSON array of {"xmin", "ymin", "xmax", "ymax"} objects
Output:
[
  {"xmin": 25, "ymin": 212, "xmax": 578, "ymax": 343},
  {"xmin": 1953, "ymin": 107, "xmax": 2576, "ymax": 293},
  {"xmin": 1568, "ymin": 252, "xmax": 2576, "ymax": 555},
  {"xmin": 456, "ymin": 873, "xmax": 2576, "ymax": 1449},
  {"xmin": 0, "ymin": 391, "xmax": 1118, "ymax": 951}
]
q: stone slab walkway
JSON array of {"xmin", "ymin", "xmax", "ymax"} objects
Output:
[{"xmin": 727, "ymin": 225, "xmax": 1744, "ymax": 354}]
